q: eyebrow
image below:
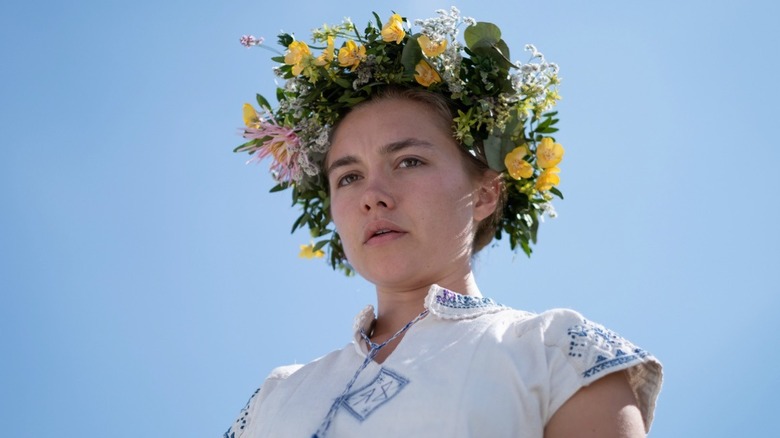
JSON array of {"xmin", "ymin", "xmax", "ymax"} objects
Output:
[{"xmin": 326, "ymin": 138, "xmax": 434, "ymax": 176}]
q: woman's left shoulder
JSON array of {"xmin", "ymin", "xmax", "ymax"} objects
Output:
[
  {"xmin": 503, "ymin": 307, "xmax": 664, "ymax": 432},
  {"xmin": 532, "ymin": 308, "xmax": 661, "ymax": 382}
]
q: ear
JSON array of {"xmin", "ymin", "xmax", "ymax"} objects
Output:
[{"xmin": 473, "ymin": 170, "xmax": 501, "ymax": 222}]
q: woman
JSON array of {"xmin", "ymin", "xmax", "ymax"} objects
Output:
[{"xmin": 228, "ymin": 8, "xmax": 662, "ymax": 437}]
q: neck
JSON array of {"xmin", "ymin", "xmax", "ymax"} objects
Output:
[{"xmin": 371, "ymin": 270, "xmax": 482, "ymax": 337}]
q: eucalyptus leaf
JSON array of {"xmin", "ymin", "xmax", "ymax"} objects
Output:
[
  {"xmin": 484, "ymin": 134, "xmax": 514, "ymax": 172},
  {"xmin": 494, "ymin": 39, "xmax": 511, "ymax": 61},
  {"xmin": 400, "ymin": 35, "xmax": 423, "ymax": 74},
  {"xmin": 503, "ymin": 111, "xmax": 523, "ymax": 138},
  {"xmin": 464, "ymin": 22, "xmax": 501, "ymax": 50}
]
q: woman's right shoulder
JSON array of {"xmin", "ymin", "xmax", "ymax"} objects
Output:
[
  {"xmin": 222, "ymin": 364, "xmax": 303, "ymax": 438},
  {"xmin": 266, "ymin": 363, "xmax": 304, "ymax": 381},
  {"xmin": 222, "ymin": 345, "xmax": 354, "ymax": 438}
]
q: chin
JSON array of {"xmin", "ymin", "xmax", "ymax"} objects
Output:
[{"xmin": 352, "ymin": 254, "xmax": 423, "ymax": 287}]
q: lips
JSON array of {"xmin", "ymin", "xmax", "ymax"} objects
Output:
[{"xmin": 363, "ymin": 220, "xmax": 406, "ymax": 244}]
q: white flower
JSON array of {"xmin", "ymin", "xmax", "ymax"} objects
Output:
[
  {"xmin": 524, "ymin": 44, "xmax": 543, "ymax": 59},
  {"xmin": 536, "ymin": 202, "xmax": 558, "ymax": 222}
]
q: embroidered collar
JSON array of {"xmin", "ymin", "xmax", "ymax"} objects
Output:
[
  {"xmin": 352, "ymin": 285, "xmax": 507, "ymax": 348},
  {"xmin": 424, "ymin": 284, "xmax": 507, "ymax": 320}
]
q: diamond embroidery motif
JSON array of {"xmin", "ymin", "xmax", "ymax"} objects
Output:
[{"xmin": 341, "ymin": 368, "xmax": 409, "ymax": 422}]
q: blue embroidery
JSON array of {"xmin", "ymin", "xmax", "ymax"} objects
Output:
[
  {"xmin": 224, "ymin": 386, "xmax": 260, "ymax": 437},
  {"xmin": 567, "ymin": 319, "xmax": 648, "ymax": 378},
  {"xmin": 436, "ymin": 289, "xmax": 500, "ymax": 309},
  {"xmin": 583, "ymin": 348, "xmax": 649, "ymax": 378},
  {"xmin": 341, "ymin": 368, "xmax": 409, "ymax": 422}
]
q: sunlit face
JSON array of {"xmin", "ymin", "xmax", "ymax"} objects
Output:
[{"xmin": 326, "ymin": 98, "xmax": 493, "ymax": 289}]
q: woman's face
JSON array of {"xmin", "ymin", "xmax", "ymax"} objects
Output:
[{"xmin": 326, "ymin": 98, "xmax": 495, "ymax": 289}]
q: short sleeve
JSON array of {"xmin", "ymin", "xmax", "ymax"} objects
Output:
[
  {"xmin": 222, "ymin": 364, "xmax": 303, "ymax": 438},
  {"xmin": 541, "ymin": 309, "xmax": 663, "ymax": 432}
]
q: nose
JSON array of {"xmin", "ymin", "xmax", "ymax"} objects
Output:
[{"xmin": 360, "ymin": 174, "xmax": 395, "ymax": 212}]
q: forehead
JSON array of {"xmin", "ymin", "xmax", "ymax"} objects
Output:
[{"xmin": 327, "ymin": 98, "xmax": 455, "ymax": 161}]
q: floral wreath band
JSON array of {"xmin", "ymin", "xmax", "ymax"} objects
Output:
[{"xmin": 236, "ymin": 7, "xmax": 564, "ymax": 274}]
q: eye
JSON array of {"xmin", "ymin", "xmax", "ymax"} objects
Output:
[
  {"xmin": 398, "ymin": 157, "xmax": 423, "ymax": 168},
  {"xmin": 336, "ymin": 173, "xmax": 361, "ymax": 187}
]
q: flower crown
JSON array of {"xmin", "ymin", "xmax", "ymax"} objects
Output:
[{"xmin": 237, "ymin": 7, "xmax": 564, "ymax": 274}]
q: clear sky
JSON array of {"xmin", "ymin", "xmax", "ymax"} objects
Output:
[{"xmin": 1, "ymin": 0, "xmax": 778, "ymax": 436}]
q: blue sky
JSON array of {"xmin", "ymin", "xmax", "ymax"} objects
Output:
[{"xmin": 1, "ymin": 0, "xmax": 778, "ymax": 436}]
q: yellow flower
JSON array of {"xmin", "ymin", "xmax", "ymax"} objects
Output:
[
  {"xmin": 284, "ymin": 40, "xmax": 312, "ymax": 76},
  {"xmin": 242, "ymin": 103, "xmax": 260, "ymax": 129},
  {"xmin": 381, "ymin": 13, "xmax": 405, "ymax": 44},
  {"xmin": 536, "ymin": 137, "xmax": 564, "ymax": 169},
  {"xmin": 299, "ymin": 243, "xmax": 325, "ymax": 259},
  {"xmin": 504, "ymin": 145, "xmax": 534, "ymax": 180},
  {"xmin": 418, "ymin": 34, "xmax": 447, "ymax": 57},
  {"xmin": 338, "ymin": 40, "xmax": 366, "ymax": 71},
  {"xmin": 535, "ymin": 166, "xmax": 561, "ymax": 192},
  {"xmin": 414, "ymin": 60, "xmax": 441, "ymax": 87},
  {"xmin": 314, "ymin": 36, "xmax": 335, "ymax": 66}
]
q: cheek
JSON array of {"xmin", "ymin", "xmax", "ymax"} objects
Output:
[{"xmin": 329, "ymin": 193, "xmax": 355, "ymax": 243}]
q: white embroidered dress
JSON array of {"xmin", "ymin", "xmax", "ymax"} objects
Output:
[{"xmin": 224, "ymin": 285, "xmax": 663, "ymax": 437}]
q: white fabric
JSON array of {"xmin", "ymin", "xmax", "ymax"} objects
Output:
[{"xmin": 224, "ymin": 285, "xmax": 662, "ymax": 437}]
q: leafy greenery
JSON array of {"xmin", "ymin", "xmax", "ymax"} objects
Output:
[{"xmin": 237, "ymin": 8, "xmax": 564, "ymax": 274}]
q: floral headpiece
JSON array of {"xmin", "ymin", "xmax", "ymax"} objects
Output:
[{"xmin": 237, "ymin": 7, "xmax": 564, "ymax": 274}]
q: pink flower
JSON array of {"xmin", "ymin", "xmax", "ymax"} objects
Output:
[
  {"xmin": 242, "ymin": 117, "xmax": 301, "ymax": 183},
  {"xmin": 239, "ymin": 35, "xmax": 264, "ymax": 48}
]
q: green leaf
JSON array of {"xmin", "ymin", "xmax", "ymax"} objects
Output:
[
  {"xmin": 503, "ymin": 110, "xmax": 523, "ymax": 138},
  {"xmin": 277, "ymin": 33, "xmax": 293, "ymax": 47},
  {"xmin": 521, "ymin": 240, "xmax": 532, "ymax": 256},
  {"xmin": 372, "ymin": 12, "xmax": 383, "ymax": 29},
  {"xmin": 233, "ymin": 139, "xmax": 257, "ymax": 153},
  {"xmin": 269, "ymin": 183, "xmax": 289, "ymax": 193},
  {"xmin": 291, "ymin": 213, "xmax": 307, "ymax": 233},
  {"xmin": 270, "ymin": 56, "xmax": 285, "ymax": 63},
  {"xmin": 473, "ymin": 39, "xmax": 514, "ymax": 70},
  {"xmin": 537, "ymin": 118, "xmax": 552, "ymax": 130},
  {"xmin": 484, "ymin": 135, "xmax": 504, "ymax": 171},
  {"xmin": 313, "ymin": 239, "xmax": 329, "ymax": 252},
  {"xmin": 255, "ymin": 93, "xmax": 272, "ymax": 111},
  {"xmin": 400, "ymin": 35, "xmax": 423, "ymax": 74},
  {"xmin": 333, "ymin": 77, "xmax": 352, "ymax": 88},
  {"xmin": 549, "ymin": 187, "xmax": 564, "ymax": 199},
  {"xmin": 464, "ymin": 22, "xmax": 501, "ymax": 50},
  {"xmin": 493, "ymin": 39, "xmax": 511, "ymax": 64},
  {"xmin": 484, "ymin": 134, "xmax": 517, "ymax": 172}
]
